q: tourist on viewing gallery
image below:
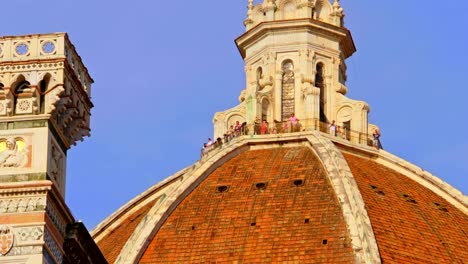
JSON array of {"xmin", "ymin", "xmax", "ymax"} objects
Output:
[
  {"xmin": 234, "ymin": 121, "xmax": 242, "ymax": 136},
  {"xmin": 289, "ymin": 113, "xmax": 299, "ymax": 132},
  {"xmin": 373, "ymin": 128, "xmax": 383, "ymax": 150},
  {"xmin": 241, "ymin": 122, "xmax": 248, "ymax": 135},
  {"xmin": 216, "ymin": 137, "xmax": 223, "ymax": 147},
  {"xmin": 260, "ymin": 120, "xmax": 268, "ymax": 135},
  {"xmin": 270, "ymin": 122, "xmax": 278, "ymax": 134},
  {"xmin": 329, "ymin": 120, "xmax": 336, "ymax": 136},
  {"xmin": 254, "ymin": 117, "xmax": 261, "ymax": 135},
  {"xmin": 201, "ymin": 143, "xmax": 208, "ymax": 157},
  {"xmin": 228, "ymin": 125, "xmax": 235, "ymax": 140}
]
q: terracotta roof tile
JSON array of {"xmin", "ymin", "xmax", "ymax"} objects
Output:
[
  {"xmin": 343, "ymin": 153, "xmax": 468, "ymax": 264},
  {"xmin": 140, "ymin": 147, "xmax": 354, "ymax": 263}
]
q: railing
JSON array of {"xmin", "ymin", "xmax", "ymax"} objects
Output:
[{"xmin": 202, "ymin": 119, "xmax": 380, "ymax": 158}]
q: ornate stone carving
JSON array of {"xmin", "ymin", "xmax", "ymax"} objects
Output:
[
  {"xmin": 238, "ymin": 89, "xmax": 246, "ymax": 103},
  {"xmin": 302, "ymin": 86, "xmax": 320, "ymax": 97},
  {"xmin": 6, "ymin": 245, "xmax": 42, "ymax": 256},
  {"xmin": 336, "ymin": 83, "xmax": 348, "ymax": 94},
  {"xmin": 331, "ymin": 0, "xmax": 344, "ymax": 17},
  {"xmin": 258, "ymin": 76, "xmax": 274, "ymax": 91},
  {"xmin": 51, "ymin": 74, "xmax": 91, "ymax": 146},
  {"xmin": 0, "ymin": 196, "xmax": 46, "ymax": 214},
  {"xmin": 301, "ymin": 74, "xmax": 315, "ymax": 85},
  {"xmin": 17, "ymin": 227, "xmax": 43, "ymax": 242},
  {"xmin": 0, "ymin": 225, "xmax": 14, "ymax": 256},
  {"xmin": 0, "ymin": 137, "xmax": 29, "ymax": 168}
]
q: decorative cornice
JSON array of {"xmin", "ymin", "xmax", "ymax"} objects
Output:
[{"xmin": 236, "ymin": 18, "xmax": 356, "ymax": 59}]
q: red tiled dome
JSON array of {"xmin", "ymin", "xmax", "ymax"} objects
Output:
[{"xmin": 93, "ymin": 136, "xmax": 468, "ymax": 264}]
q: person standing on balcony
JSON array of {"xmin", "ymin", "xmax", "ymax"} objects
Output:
[
  {"xmin": 329, "ymin": 120, "xmax": 336, "ymax": 136},
  {"xmin": 234, "ymin": 121, "xmax": 242, "ymax": 137},
  {"xmin": 254, "ymin": 117, "xmax": 261, "ymax": 135},
  {"xmin": 289, "ymin": 113, "xmax": 299, "ymax": 132},
  {"xmin": 260, "ymin": 120, "xmax": 268, "ymax": 134},
  {"xmin": 373, "ymin": 128, "xmax": 383, "ymax": 150}
]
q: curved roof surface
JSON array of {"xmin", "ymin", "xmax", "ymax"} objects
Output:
[
  {"xmin": 343, "ymin": 153, "xmax": 468, "ymax": 263},
  {"xmin": 93, "ymin": 133, "xmax": 468, "ymax": 263},
  {"xmin": 141, "ymin": 147, "xmax": 354, "ymax": 263}
]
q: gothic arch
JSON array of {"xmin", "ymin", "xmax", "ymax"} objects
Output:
[
  {"xmin": 11, "ymin": 76, "xmax": 30, "ymax": 96},
  {"xmin": 10, "ymin": 75, "xmax": 28, "ymax": 91},
  {"xmin": 39, "ymin": 73, "xmax": 52, "ymax": 113},
  {"xmin": 39, "ymin": 73, "xmax": 52, "ymax": 93}
]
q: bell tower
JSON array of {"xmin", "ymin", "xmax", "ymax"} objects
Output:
[
  {"xmin": 0, "ymin": 33, "xmax": 94, "ymax": 263},
  {"xmin": 214, "ymin": 0, "xmax": 373, "ymax": 143}
]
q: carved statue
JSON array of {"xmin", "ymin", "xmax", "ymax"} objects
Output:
[{"xmin": 0, "ymin": 137, "xmax": 28, "ymax": 168}]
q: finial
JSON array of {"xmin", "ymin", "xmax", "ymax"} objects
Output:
[
  {"xmin": 332, "ymin": 0, "xmax": 343, "ymax": 14},
  {"xmin": 248, "ymin": 0, "xmax": 254, "ymax": 10}
]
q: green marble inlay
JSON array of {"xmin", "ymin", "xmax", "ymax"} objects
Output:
[
  {"xmin": 0, "ymin": 173, "xmax": 47, "ymax": 183},
  {"xmin": 0, "ymin": 120, "xmax": 48, "ymax": 130}
]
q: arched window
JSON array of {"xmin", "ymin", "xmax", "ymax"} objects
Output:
[
  {"xmin": 315, "ymin": 63, "xmax": 327, "ymax": 122},
  {"xmin": 11, "ymin": 76, "xmax": 31, "ymax": 115},
  {"xmin": 281, "ymin": 60, "xmax": 295, "ymax": 121},
  {"xmin": 39, "ymin": 74, "xmax": 51, "ymax": 114},
  {"xmin": 261, "ymin": 98, "xmax": 271, "ymax": 122}
]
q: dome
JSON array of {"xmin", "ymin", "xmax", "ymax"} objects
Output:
[{"xmin": 92, "ymin": 132, "xmax": 468, "ymax": 263}]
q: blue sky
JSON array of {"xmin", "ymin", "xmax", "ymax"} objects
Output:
[{"xmin": 1, "ymin": 1, "xmax": 467, "ymax": 229}]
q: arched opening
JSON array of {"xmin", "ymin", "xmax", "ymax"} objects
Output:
[
  {"xmin": 39, "ymin": 74, "xmax": 51, "ymax": 114},
  {"xmin": 315, "ymin": 0, "xmax": 330, "ymax": 21},
  {"xmin": 261, "ymin": 98, "xmax": 271, "ymax": 122},
  {"xmin": 11, "ymin": 76, "xmax": 30, "ymax": 115},
  {"xmin": 315, "ymin": 63, "xmax": 327, "ymax": 122},
  {"xmin": 281, "ymin": 60, "xmax": 295, "ymax": 121},
  {"xmin": 337, "ymin": 106, "xmax": 352, "ymax": 140}
]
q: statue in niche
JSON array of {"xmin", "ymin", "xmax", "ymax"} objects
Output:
[{"xmin": 0, "ymin": 137, "xmax": 28, "ymax": 168}]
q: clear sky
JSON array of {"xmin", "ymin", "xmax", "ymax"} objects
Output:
[{"xmin": 1, "ymin": 1, "xmax": 467, "ymax": 230}]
